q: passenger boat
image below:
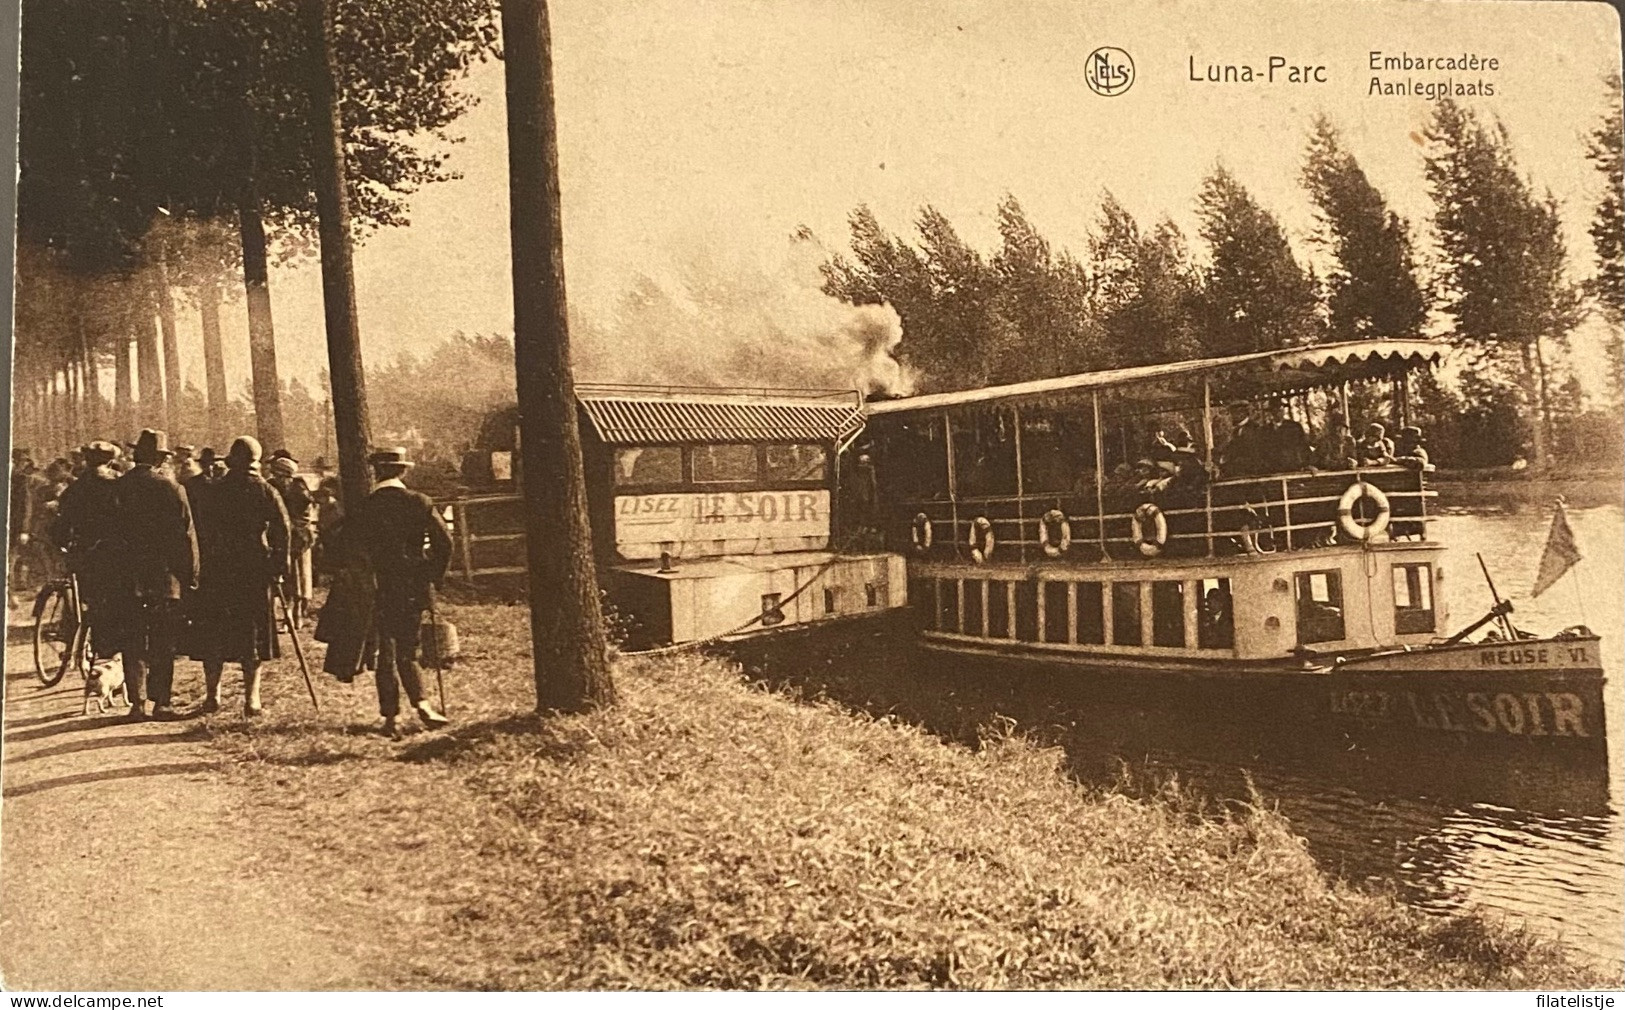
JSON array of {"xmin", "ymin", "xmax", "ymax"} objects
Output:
[{"xmin": 859, "ymin": 339, "xmax": 1606, "ymax": 747}]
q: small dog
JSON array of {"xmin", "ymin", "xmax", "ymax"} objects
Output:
[{"xmin": 83, "ymin": 660, "xmax": 127, "ymax": 715}]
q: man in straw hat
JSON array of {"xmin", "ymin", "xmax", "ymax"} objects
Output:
[
  {"xmin": 358, "ymin": 446, "xmax": 451, "ymax": 736},
  {"xmin": 186, "ymin": 435, "xmax": 290, "ymax": 716},
  {"xmin": 111, "ymin": 430, "xmax": 199, "ymax": 721}
]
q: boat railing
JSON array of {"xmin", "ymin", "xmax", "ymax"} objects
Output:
[{"xmin": 880, "ymin": 465, "xmax": 1435, "ymax": 563}]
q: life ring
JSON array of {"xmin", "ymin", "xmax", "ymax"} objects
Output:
[
  {"xmin": 968, "ymin": 516, "xmax": 996, "ymax": 564},
  {"xmin": 1131, "ymin": 502, "xmax": 1168, "ymax": 557},
  {"xmin": 910, "ymin": 513, "xmax": 933, "ymax": 553},
  {"xmin": 1038, "ymin": 509, "xmax": 1072, "ymax": 558},
  {"xmin": 1337, "ymin": 481, "xmax": 1391, "ymax": 542}
]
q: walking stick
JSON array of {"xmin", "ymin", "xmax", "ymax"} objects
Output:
[
  {"xmin": 427, "ymin": 588, "xmax": 447, "ymax": 715},
  {"xmin": 275, "ymin": 581, "xmax": 321, "ymax": 711}
]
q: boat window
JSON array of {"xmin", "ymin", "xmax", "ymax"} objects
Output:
[
  {"xmin": 1043, "ymin": 581, "xmax": 1070, "ymax": 644},
  {"xmin": 614, "ymin": 446, "xmax": 682, "ymax": 487},
  {"xmin": 1198, "ymin": 577, "xmax": 1234, "ymax": 649},
  {"xmin": 1015, "ymin": 581, "xmax": 1039, "ymax": 642},
  {"xmin": 1392, "ymin": 563, "xmax": 1435, "ymax": 635},
  {"xmin": 1111, "ymin": 582, "xmax": 1142, "ymax": 646},
  {"xmin": 1151, "ymin": 581, "xmax": 1185, "ymax": 648},
  {"xmin": 988, "ymin": 580, "xmax": 1011, "ymax": 638},
  {"xmin": 692, "ymin": 443, "xmax": 760, "ymax": 483},
  {"xmin": 937, "ymin": 578, "xmax": 960, "ymax": 633},
  {"xmin": 1295, "ymin": 569, "xmax": 1346, "ymax": 645},
  {"xmin": 763, "ymin": 443, "xmax": 828, "ymax": 482},
  {"xmin": 1076, "ymin": 582, "xmax": 1105, "ymax": 645},
  {"xmin": 964, "ymin": 579, "xmax": 986, "ymax": 637}
]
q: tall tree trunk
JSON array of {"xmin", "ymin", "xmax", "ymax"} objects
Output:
[
  {"xmin": 238, "ymin": 190, "xmax": 286, "ymax": 452},
  {"xmin": 1531, "ymin": 335, "xmax": 1556, "ymax": 463},
  {"xmin": 76, "ymin": 300, "xmax": 100, "ymax": 436},
  {"xmin": 156, "ymin": 260, "xmax": 183, "ymax": 437},
  {"xmin": 303, "ymin": 0, "xmax": 372, "ymax": 508},
  {"xmin": 199, "ymin": 279, "xmax": 229, "ymax": 447},
  {"xmin": 501, "ymin": 0, "xmax": 615, "ymax": 712},
  {"xmin": 114, "ymin": 334, "xmax": 133, "ymax": 438},
  {"xmin": 65, "ymin": 359, "xmax": 80, "ymax": 449},
  {"xmin": 1518, "ymin": 342, "xmax": 1548, "ymax": 472},
  {"xmin": 135, "ymin": 295, "xmax": 165, "ymax": 433}
]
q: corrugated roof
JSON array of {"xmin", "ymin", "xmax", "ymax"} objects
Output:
[
  {"xmin": 578, "ymin": 395, "xmax": 866, "ymax": 445},
  {"xmin": 866, "ymin": 339, "xmax": 1446, "ymax": 416}
]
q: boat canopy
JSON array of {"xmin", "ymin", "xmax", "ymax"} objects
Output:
[
  {"xmin": 576, "ymin": 384, "xmax": 865, "ymax": 446},
  {"xmin": 866, "ymin": 339, "xmax": 1445, "ymax": 417}
]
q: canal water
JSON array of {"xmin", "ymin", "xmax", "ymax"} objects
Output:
[{"xmin": 743, "ymin": 502, "xmax": 1625, "ymax": 975}]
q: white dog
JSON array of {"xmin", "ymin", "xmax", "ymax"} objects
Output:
[{"xmin": 83, "ymin": 660, "xmax": 127, "ymax": 716}]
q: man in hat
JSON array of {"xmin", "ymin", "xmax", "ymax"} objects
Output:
[
  {"xmin": 267, "ymin": 454, "xmax": 316, "ymax": 627},
  {"xmin": 51, "ymin": 441, "xmax": 124, "ymax": 662},
  {"xmin": 359, "ymin": 447, "xmax": 451, "ymax": 735},
  {"xmin": 112, "ymin": 430, "xmax": 199, "ymax": 720},
  {"xmin": 172, "ymin": 444, "xmax": 202, "ymax": 482},
  {"xmin": 188, "ymin": 436, "xmax": 290, "ymax": 716},
  {"xmin": 185, "ymin": 447, "xmax": 218, "ymax": 500}
]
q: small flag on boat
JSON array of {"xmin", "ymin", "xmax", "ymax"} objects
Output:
[{"xmin": 1531, "ymin": 498, "xmax": 1582, "ymax": 598}]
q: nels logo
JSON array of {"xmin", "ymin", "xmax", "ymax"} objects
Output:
[{"xmin": 1086, "ymin": 47, "xmax": 1135, "ymax": 96}]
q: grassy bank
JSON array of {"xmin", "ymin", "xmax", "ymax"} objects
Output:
[{"xmin": 187, "ymin": 603, "xmax": 1607, "ymax": 990}]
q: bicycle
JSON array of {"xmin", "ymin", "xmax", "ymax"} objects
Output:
[{"xmin": 33, "ymin": 572, "xmax": 91, "ymax": 688}]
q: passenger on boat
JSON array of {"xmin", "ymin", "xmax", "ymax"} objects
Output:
[
  {"xmin": 1219, "ymin": 405, "xmax": 1267, "ymax": 478},
  {"xmin": 1260, "ymin": 402, "xmax": 1313, "ymax": 474},
  {"xmin": 1354, "ymin": 422, "xmax": 1395, "ymax": 466},
  {"xmin": 1393, "ymin": 426, "xmax": 1429, "ymax": 470},
  {"xmin": 1199, "ymin": 585, "xmax": 1234, "ymax": 649}
]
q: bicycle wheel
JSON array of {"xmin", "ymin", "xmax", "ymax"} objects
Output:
[{"xmin": 33, "ymin": 583, "xmax": 77, "ymax": 687}]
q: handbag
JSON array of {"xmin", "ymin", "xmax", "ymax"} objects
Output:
[{"xmin": 420, "ymin": 601, "xmax": 460, "ymax": 668}]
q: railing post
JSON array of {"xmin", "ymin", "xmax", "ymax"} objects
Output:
[
  {"xmin": 1204, "ymin": 485, "xmax": 1214, "ymax": 557},
  {"xmin": 1011, "ymin": 404, "xmax": 1026, "ymax": 562},
  {"xmin": 1281, "ymin": 476, "xmax": 1292, "ymax": 552},
  {"xmin": 1417, "ymin": 469, "xmax": 1428, "ymax": 541},
  {"xmin": 1093, "ymin": 392, "xmax": 1106, "ymax": 553},
  {"xmin": 457, "ymin": 500, "xmax": 476, "ymax": 585}
]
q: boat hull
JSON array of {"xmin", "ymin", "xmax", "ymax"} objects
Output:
[{"xmin": 914, "ymin": 632, "xmax": 1607, "ymax": 748}]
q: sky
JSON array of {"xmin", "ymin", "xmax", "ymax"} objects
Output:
[{"xmin": 163, "ymin": 0, "xmax": 1623, "ymax": 402}]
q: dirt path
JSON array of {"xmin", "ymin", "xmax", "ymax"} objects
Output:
[{"xmin": 0, "ymin": 605, "xmax": 365, "ymax": 991}]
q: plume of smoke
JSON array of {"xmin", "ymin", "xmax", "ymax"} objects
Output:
[{"xmin": 573, "ymin": 235, "xmax": 913, "ymax": 396}]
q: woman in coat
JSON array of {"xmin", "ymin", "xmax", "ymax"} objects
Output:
[{"xmin": 187, "ymin": 436, "xmax": 291, "ymax": 715}]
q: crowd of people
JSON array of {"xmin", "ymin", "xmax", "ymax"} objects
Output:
[
  {"xmin": 1129, "ymin": 402, "xmax": 1432, "ymax": 500},
  {"xmin": 8, "ymin": 430, "xmax": 454, "ymax": 736}
]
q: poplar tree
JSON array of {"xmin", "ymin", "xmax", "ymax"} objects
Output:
[
  {"xmin": 1584, "ymin": 77, "xmax": 1624, "ymax": 402},
  {"xmin": 1090, "ymin": 192, "xmax": 1202, "ymax": 368},
  {"xmin": 1424, "ymin": 100, "xmax": 1581, "ymax": 470},
  {"xmin": 1301, "ymin": 116, "xmax": 1427, "ymax": 339},
  {"xmin": 1195, "ymin": 165, "xmax": 1321, "ymax": 357}
]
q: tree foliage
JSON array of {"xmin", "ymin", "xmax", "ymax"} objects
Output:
[
  {"xmin": 1301, "ymin": 116, "xmax": 1427, "ymax": 339},
  {"xmin": 1424, "ymin": 99, "xmax": 1582, "ymax": 467},
  {"xmin": 1195, "ymin": 165, "xmax": 1321, "ymax": 357},
  {"xmin": 1584, "ymin": 76, "xmax": 1624, "ymax": 400},
  {"xmin": 13, "ymin": 0, "xmax": 500, "ymax": 430},
  {"xmin": 1089, "ymin": 193, "xmax": 1202, "ymax": 367}
]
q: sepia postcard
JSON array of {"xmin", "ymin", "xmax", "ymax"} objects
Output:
[{"xmin": 2, "ymin": 0, "xmax": 1622, "ymax": 995}]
